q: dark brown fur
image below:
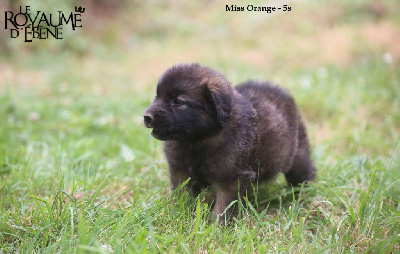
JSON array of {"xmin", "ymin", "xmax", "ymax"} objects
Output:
[{"xmin": 144, "ymin": 63, "xmax": 316, "ymax": 223}]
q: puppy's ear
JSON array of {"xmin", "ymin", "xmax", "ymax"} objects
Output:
[{"xmin": 205, "ymin": 80, "xmax": 232, "ymax": 127}]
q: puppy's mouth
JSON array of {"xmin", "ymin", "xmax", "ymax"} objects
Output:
[
  {"xmin": 144, "ymin": 121, "xmax": 152, "ymax": 128},
  {"xmin": 151, "ymin": 128, "xmax": 177, "ymax": 141}
]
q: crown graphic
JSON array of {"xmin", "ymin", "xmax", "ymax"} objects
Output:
[{"xmin": 75, "ymin": 6, "xmax": 85, "ymax": 13}]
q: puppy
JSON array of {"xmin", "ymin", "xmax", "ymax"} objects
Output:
[{"xmin": 144, "ymin": 63, "xmax": 316, "ymax": 223}]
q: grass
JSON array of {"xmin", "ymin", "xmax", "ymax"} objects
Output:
[{"xmin": 1, "ymin": 0, "xmax": 400, "ymax": 253}]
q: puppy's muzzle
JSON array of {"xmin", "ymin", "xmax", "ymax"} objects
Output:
[{"xmin": 143, "ymin": 112, "xmax": 153, "ymax": 128}]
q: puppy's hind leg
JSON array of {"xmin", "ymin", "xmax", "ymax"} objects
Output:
[{"xmin": 285, "ymin": 122, "xmax": 316, "ymax": 186}]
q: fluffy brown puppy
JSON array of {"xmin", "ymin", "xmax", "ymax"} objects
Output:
[{"xmin": 144, "ymin": 63, "xmax": 316, "ymax": 223}]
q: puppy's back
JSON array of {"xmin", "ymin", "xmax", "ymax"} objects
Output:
[
  {"xmin": 235, "ymin": 80, "xmax": 299, "ymax": 125},
  {"xmin": 235, "ymin": 80, "xmax": 301, "ymax": 178}
]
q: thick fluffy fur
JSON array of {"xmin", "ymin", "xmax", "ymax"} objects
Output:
[{"xmin": 144, "ymin": 63, "xmax": 316, "ymax": 223}]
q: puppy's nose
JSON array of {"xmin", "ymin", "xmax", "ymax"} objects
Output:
[{"xmin": 144, "ymin": 113, "xmax": 153, "ymax": 127}]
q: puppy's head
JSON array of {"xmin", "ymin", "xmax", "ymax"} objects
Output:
[{"xmin": 144, "ymin": 63, "xmax": 232, "ymax": 142}]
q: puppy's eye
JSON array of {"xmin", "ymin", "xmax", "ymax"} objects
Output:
[{"xmin": 172, "ymin": 98, "xmax": 184, "ymax": 105}]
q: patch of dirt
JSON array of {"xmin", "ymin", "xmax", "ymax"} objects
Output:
[
  {"xmin": 362, "ymin": 21, "xmax": 400, "ymax": 64},
  {"xmin": 238, "ymin": 49, "xmax": 272, "ymax": 69},
  {"xmin": 317, "ymin": 26, "xmax": 354, "ymax": 66},
  {"xmin": 125, "ymin": 44, "xmax": 208, "ymax": 88},
  {"xmin": 0, "ymin": 64, "xmax": 48, "ymax": 89},
  {"xmin": 314, "ymin": 122, "xmax": 334, "ymax": 144}
]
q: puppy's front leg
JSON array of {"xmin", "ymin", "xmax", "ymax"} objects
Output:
[
  {"xmin": 213, "ymin": 180, "xmax": 250, "ymax": 224},
  {"xmin": 170, "ymin": 168, "xmax": 189, "ymax": 189},
  {"xmin": 170, "ymin": 167, "xmax": 202, "ymax": 197}
]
